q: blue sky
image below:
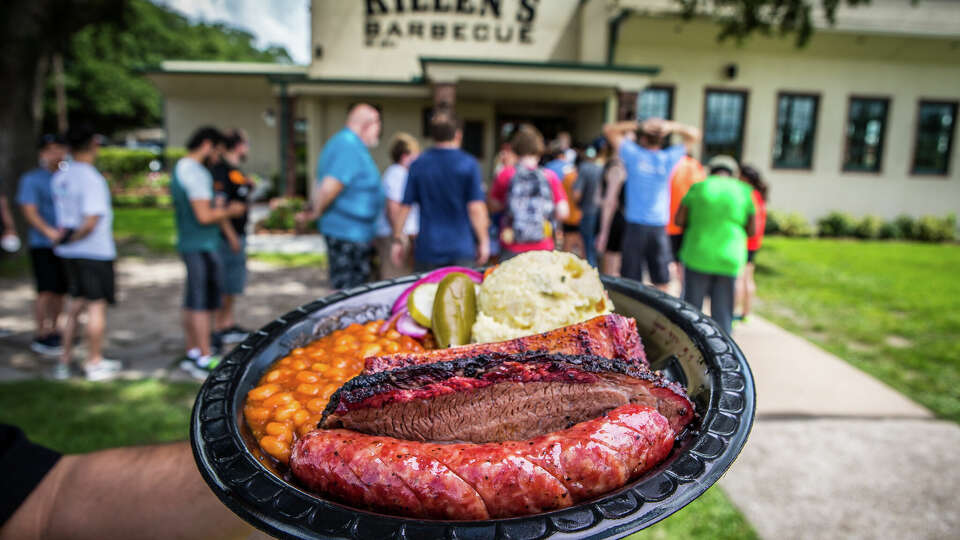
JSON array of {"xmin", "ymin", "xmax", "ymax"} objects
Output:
[{"xmin": 155, "ymin": 0, "xmax": 311, "ymax": 64}]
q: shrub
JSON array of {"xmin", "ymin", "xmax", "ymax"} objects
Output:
[
  {"xmin": 878, "ymin": 222, "xmax": 900, "ymax": 240},
  {"xmin": 765, "ymin": 210, "xmax": 785, "ymax": 235},
  {"xmin": 780, "ymin": 212, "xmax": 814, "ymax": 237},
  {"xmin": 817, "ymin": 211, "xmax": 857, "ymax": 238},
  {"xmin": 96, "ymin": 147, "xmax": 157, "ymax": 178},
  {"xmin": 163, "ymin": 147, "xmax": 187, "ymax": 168},
  {"xmin": 259, "ymin": 198, "xmax": 314, "ymax": 231},
  {"xmin": 916, "ymin": 214, "xmax": 956, "ymax": 243},
  {"xmin": 892, "ymin": 214, "xmax": 918, "ymax": 240},
  {"xmin": 113, "ymin": 193, "xmax": 171, "ymax": 208},
  {"xmin": 854, "ymin": 215, "xmax": 884, "ymax": 239}
]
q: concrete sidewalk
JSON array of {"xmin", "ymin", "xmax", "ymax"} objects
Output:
[{"xmin": 721, "ymin": 316, "xmax": 960, "ymax": 540}]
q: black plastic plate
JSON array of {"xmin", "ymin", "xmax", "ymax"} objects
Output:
[{"xmin": 191, "ymin": 275, "xmax": 755, "ymax": 539}]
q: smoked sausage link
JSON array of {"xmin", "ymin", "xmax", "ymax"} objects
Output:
[{"xmin": 290, "ymin": 404, "xmax": 675, "ymax": 520}]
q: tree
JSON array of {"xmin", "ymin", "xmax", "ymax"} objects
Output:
[
  {"xmin": 44, "ymin": 0, "xmax": 292, "ymax": 134},
  {"xmin": 0, "ymin": 0, "xmax": 124, "ymax": 234},
  {"xmin": 0, "ymin": 0, "xmax": 290, "ymax": 238},
  {"xmin": 675, "ymin": 0, "xmax": 874, "ymax": 47}
]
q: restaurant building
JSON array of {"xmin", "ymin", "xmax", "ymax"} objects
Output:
[{"xmin": 148, "ymin": 0, "xmax": 960, "ymax": 220}]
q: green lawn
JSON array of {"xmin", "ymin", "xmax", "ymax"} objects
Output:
[
  {"xmin": 755, "ymin": 237, "xmax": 960, "ymax": 422},
  {"xmin": 248, "ymin": 251, "xmax": 327, "ymax": 268},
  {"xmin": 115, "ymin": 207, "xmax": 325, "ymax": 268},
  {"xmin": 0, "ymin": 379, "xmax": 200, "ymax": 453},
  {"xmin": 0, "ymin": 378, "xmax": 755, "ymax": 539},
  {"xmin": 114, "ymin": 206, "xmax": 177, "ymax": 254}
]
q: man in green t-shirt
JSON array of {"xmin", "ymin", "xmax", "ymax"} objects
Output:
[{"xmin": 674, "ymin": 155, "xmax": 756, "ymax": 335}]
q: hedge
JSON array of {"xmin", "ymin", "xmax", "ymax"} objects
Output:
[{"xmin": 766, "ymin": 210, "xmax": 956, "ymax": 242}]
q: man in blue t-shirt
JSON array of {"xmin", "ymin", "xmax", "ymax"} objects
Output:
[
  {"xmin": 297, "ymin": 103, "xmax": 384, "ymax": 289},
  {"xmin": 391, "ymin": 109, "xmax": 489, "ymax": 272},
  {"xmin": 16, "ymin": 134, "xmax": 68, "ymax": 356},
  {"xmin": 604, "ymin": 117, "xmax": 701, "ymax": 291}
]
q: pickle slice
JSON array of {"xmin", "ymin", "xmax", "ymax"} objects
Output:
[
  {"xmin": 407, "ymin": 283, "xmax": 439, "ymax": 327},
  {"xmin": 431, "ymin": 272, "xmax": 477, "ymax": 348}
]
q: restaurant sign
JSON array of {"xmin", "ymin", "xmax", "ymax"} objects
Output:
[{"xmin": 364, "ymin": 0, "xmax": 540, "ymax": 47}]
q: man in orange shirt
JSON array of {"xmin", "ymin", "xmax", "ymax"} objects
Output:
[{"xmin": 666, "ymin": 156, "xmax": 706, "ymax": 284}]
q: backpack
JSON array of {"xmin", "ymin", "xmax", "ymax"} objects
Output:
[{"xmin": 504, "ymin": 166, "xmax": 554, "ymax": 244}]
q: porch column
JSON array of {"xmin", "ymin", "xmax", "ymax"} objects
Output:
[
  {"xmin": 278, "ymin": 86, "xmax": 297, "ymax": 197},
  {"xmin": 433, "ymin": 82, "xmax": 456, "ymax": 111},
  {"xmin": 616, "ymin": 90, "xmax": 638, "ymax": 121}
]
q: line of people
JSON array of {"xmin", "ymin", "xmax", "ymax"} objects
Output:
[
  {"xmin": 10, "ymin": 125, "xmax": 257, "ymax": 380},
  {"xmin": 302, "ymin": 103, "xmax": 767, "ymax": 337}
]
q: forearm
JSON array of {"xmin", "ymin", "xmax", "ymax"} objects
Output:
[
  {"xmin": 21, "ymin": 205, "xmax": 57, "ymax": 238},
  {"xmin": 0, "ymin": 197, "xmax": 14, "ymax": 232},
  {"xmin": 304, "ymin": 177, "xmax": 344, "ymax": 221},
  {"xmin": 2, "ymin": 442, "xmax": 252, "ymax": 540},
  {"xmin": 467, "ymin": 202, "xmax": 489, "ymax": 246},
  {"xmin": 391, "ymin": 205, "xmax": 412, "ymax": 239},
  {"xmin": 604, "ymin": 121, "xmax": 639, "ymax": 137},
  {"xmin": 221, "ymin": 221, "xmax": 239, "ymax": 243},
  {"xmin": 598, "ymin": 195, "xmax": 615, "ymax": 237},
  {"xmin": 664, "ymin": 121, "xmax": 701, "ymax": 145},
  {"xmin": 194, "ymin": 206, "xmax": 230, "ymax": 225},
  {"xmin": 72, "ymin": 215, "xmax": 100, "ymax": 241}
]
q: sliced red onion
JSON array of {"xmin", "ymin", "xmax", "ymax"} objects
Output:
[
  {"xmin": 396, "ymin": 311, "xmax": 428, "ymax": 338},
  {"xmin": 391, "ymin": 267, "xmax": 484, "ymax": 314},
  {"xmin": 379, "ymin": 309, "xmax": 404, "ymax": 335}
]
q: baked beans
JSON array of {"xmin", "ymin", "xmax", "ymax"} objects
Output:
[{"xmin": 244, "ymin": 321, "xmax": 427, "ymax": 464}]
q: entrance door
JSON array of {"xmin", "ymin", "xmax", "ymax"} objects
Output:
[{"xmin": 495, "ymin": 114, "xmax": 574, "ymax": 151}]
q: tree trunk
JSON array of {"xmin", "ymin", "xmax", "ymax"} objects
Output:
[
  {"xmin": 53, "ymin": 52, "xmax": 68, "ymax": 133},
  {"xmin": 0, "ymin": 1, "xmax": 53, "ymax": 237}
]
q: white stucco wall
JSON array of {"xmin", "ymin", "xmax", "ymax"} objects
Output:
[
  {"xmin": 310, "ymin": 0, "xmax": 585, "ymax": 80},
  {"xmin": 616, "ymin": 16, "xmax": 960, "ymax": 220},
  {"xmin": 153, "ymin": 74, "xmax": 283, "ymax": 178}
]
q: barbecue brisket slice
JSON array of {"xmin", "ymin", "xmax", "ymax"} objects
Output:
[
  {"xmin": 363, "ymin": 314, "xmax": 647, "ymax": 374},
  {"xmin": 321, "ymin": 351, "xmax": 694, "ymax": 443}
]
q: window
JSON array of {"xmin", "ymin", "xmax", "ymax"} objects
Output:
[
  {"xmin": 912, "ymin": 101, "xmax": 957, "ymax": 175},
  {"xmin": 703, "ymin": 89, "xmax": 748, "ymax": 162},
  {"xmin": 773, "ymin": 93, "xmax": 819, "ymax": 169},
  {"xmin": 637, "ymin": 86, "xmax": 673, "ymax": 121},
  {"xmin": 843, "ymin": 97, "xmax": 889, "ymax": 172}
]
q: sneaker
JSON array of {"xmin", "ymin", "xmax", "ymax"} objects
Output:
[
  {"xmin": 179, "ymin": 354, "xmax": 221, "ymax": 380},
  {"xmin": 31, "ymin": 335, "xmax": 63, "ymax": 356},
  {"xmin": 84, "ymin": 359, "xmax": 122, "ymax": 382},
  {"xmin": 219, "ymin": 325, "xmax": 251, "ymax": 345},
  {"xmin": 51, "ymin": 363, "xmax": 71, "ymax": 380},
  {"xmin": 197, "ymin": 354, "xmax": 221, "ymax": 370}
]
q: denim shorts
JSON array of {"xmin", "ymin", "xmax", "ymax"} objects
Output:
[
  {"xmin": 181, "ymin": 251, "xmax": 223, "ymax": 311},
  {"xmin": 218, "ymin": 236, "xmax": 247, "ymax": 295}
]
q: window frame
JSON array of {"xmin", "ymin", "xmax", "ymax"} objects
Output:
[
  {"xmin": 910, "ymin": 99, "xmax": 958, "ymax": 177},
  {"xmin": 841, "ymin": 95, "xmax": 891, "ymax": 175},
  {"xmin": 770, "ymin": 91, "xmax": 821, "ymax": 171},
  {"xmin": 637, "ymin": 84, "xmax": 675, "ymax": 121},
  {"xmin": 701, "ymin": 86, "xmax": 750, "ymax": 163}
]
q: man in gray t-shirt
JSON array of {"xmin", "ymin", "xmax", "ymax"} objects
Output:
[{"xmin": 50, "ymin": 127, "xmax": 120, "ymax": 381}]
